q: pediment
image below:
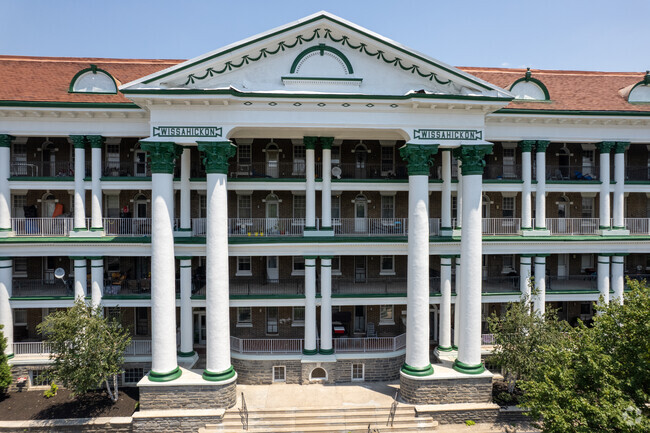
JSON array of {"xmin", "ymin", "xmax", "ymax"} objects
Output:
[{"xmin": 121, "ymin": 12, "xmax": 510, "ymax": 99}]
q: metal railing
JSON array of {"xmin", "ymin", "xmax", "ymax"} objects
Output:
[
  {"xmin": 228, "ymin": 218, "xmax": 305, "ymax": 236},
  {"xmin": 332, "ymin": 278, "xmax": 407, "ymax": 295},
  {"xmin": 12, "ymin": 279, "xmax": 71, "ymax": 297},
  {"xmin": 481, "ymin": 334, "xmax": 496, "ymax": 345},
  {"xmin": 387, "ymin": 389, "xmax": 399, "ymax": 427},
  {"xmin": 103, "ymin": 218, "xmax": 152, "ymax": 236},
  {"xmin": 229, "ymin": 334, "xmax": 406, "ymax": 354},
  {"xmin": 239, "ymin": 392, "xmax": 249, "ymax": 430},
  {"xmin": 333, "ymin": 334, "xmax": 406, "ymax": 353},
  {"xmin": 230, "ymin": 336, "xmax": 304, "ymax": 354},
  {"xmin": 547, "ymin": 218, "xmax": 599, "ymax": 235},
  {"xmin": 10, "ymin": 161, "xmax": 74, "ymax": 177},
  {"xmin": 11, "ymin": 218, "xmax": 74, "ymax": 236},
  {"xmin": 546, "ymin": 165, "xmax": 599, "ymax": 180},
  {"xmin": 482, "ymin": 218, "xmax": 521, "ymax": 235},
  {"xmin": 547, "ymin": 275, "xmax": 597, "ymax": 291},
  {"xmin": 625, "ymin": 166, "xmax": 650, "ymax": 181},
  {"xmin": 483, "ymin": 164, "xmax": 521, "ymax": 180},
  {"xmin": 13, "ymin": 340, "xmax": 151, "ymax": 356},
  {"xmin": 103, "ymin": 161, "xmax": 150, "ymax": 177},
  {"xmin": 333, "ymin": 218, "xmax": 407, "ymax": 236},
  {"xmin": 625, "ymin": 218, "xmax": 650, "ymax": 235}
]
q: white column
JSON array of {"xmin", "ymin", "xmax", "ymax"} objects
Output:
[
  {"xmin": 453, "ymin": 257, "xmax": 461, "ymax": 349},
  {"xmin": 611, "ymin": 255, "xmax": 625, "ymax": 305},
  {"xmin": 598, "ymin": 143, "xmax": 612, "ymax": 230},
  {"xmin": 535, "ymin": 142, "xmax": 549, "ymax": 230},
  {"xmin": 598, "ymin": 255, "xmax": 610, "ymax": 305},
  {"xmin": 179, "ymin": 257, "xmax": 194, "ymax": 356},
  {"xmin": 71, "ymin": 136, "xmax": 87, "ymax": 231},
  {"xmin": 0, "ymin": 258, "xmax": 13, "ymax": 357},
  {"xmin": 73, "ymin": 258, "xmax": 87, "ymax": 300},
  {"xmin": 0, "ymin": 135, "xmax": 13, "ymax": 233},
  {"xmin": 90, "ymin": 257, "xmax": 103, "ymax": 308},
  {"xmin": 534, "ymin": 256, "xmax": 546, "ymax": 315},
  {"xmin": 88, "ymin": 136, "xmax": 103, "ymax": 231},
  {"xmin": 321, "ymin": 139, "xmax": 332, "ymax": 231},
  {"xmin": 456, "ymin": 159, "xmax": 463, "ymax": 229},
  {"xmin": 179, "ymin": 148, "xmax": 191, "ymax": 232},
  {"xmin": 305, "ymin": 138, "xmax": 316, "ymax": 230},
  {"xmin": 441, "ymin": 150, "xmax": 452, "ymax": 231},
  {"xmin": 613, "ymin": 144, "xmax": 627, "ymax": 230},
  {"xmin": 438, "ymin": 256, "xmax": 452, "ymax": 351},
  {"xmin": 319, "ymin": 257, "xmax": 333, "ymax": 354},
  {"xmin": 520, "ymin": 256, "xmax": 532, "ymax": 300},
  {"xmin": 304, "ymin": 257, "xmax": 317, "ymax": 354},
  {"xmin": 520, "ymin": 141, "xmax": 534, "ymax": 230}
]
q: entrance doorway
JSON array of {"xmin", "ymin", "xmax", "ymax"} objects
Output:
[
  {"xmin": 354, "ymin": 305, "xmax": 366, "ymax": 334},
  {"xmin": 193, "ymin": 310, "xmax": 206, "ymax": 345},
  {"xmin": 354, "ymin": 194, "xmax": 368, "ymax": 232},
  {"xmin": 266, "ymin": 142, "xmax": 280, "ymax": 178}
]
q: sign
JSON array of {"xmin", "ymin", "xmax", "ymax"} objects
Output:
[
  {"xmin": 152, "ymin": 126, "xmax": 223, "ymax": 138},
  {"xmin": 413, "ymin": 129, "xmax": 483, "ymax": 141}
]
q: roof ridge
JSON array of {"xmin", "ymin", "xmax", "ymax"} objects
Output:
[
  {"xmin": 459, "ymin": 66, "xmax": 645, "ymax": 76},
  {"xmin": 0, "ymin": 55, "xmax": 184, "ymax": 64}
]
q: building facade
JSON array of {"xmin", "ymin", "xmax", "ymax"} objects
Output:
[{"xmin": 1, "ymin": 12, "xmax": 650, "ymax": 404}]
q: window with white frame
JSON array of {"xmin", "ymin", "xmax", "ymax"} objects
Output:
[
  {"xmin": 12, "ymin": 194, "xmax": 26, "ymax": 219},
  {"xmin": 380, "ymin": 256, "xmax": 395, "ymax": 275},
  {"xmin": 502, "ymin": 197, "xmax": 515, "ymax": 218},
  {"xmin": 293, "ymin": 195, "xmax": 306, "ymax": 219},
  {"xmin": 30, "ymin": 370, "xmax": 52, "ymax": 387},
  {"xmin": 451, "ymin": 196, "xmax": 458, "ymax": 221},
  {"xmin": 502, "ymin": 148, "xmax": 516, "ymax": 178},
  {"xmin": 237, "ymin": 143, "xmax": 251, "ymax": 166},
  {"xmin": 237, "ymin": 307, "xmax": 252, "ymax": 326},
  {"xmin": 381, "ymin": 195, "xmax": 395, "ymax": 219},
  {"xmin": 581, "ymin": 197, "xmax": 594, "ymax": 218},
  {"xmin": 331, "ymin": 195, "xmax": 341, "ymax": 220},
  {"xmin": 105, "ymin": 194, "xmax": 120, "ymax": 218},
  {"xmin": 123, "ymin": 368, "xmax": 145, "ymax": 385},
  {"xmin": 14, "ymin": 309, "xmax": 27, "ymax": 326},
  {"xmin": 381, "ymin": 145, "xmax": 394, "ymax": 175},
  {"xmin": 273, "ymin": 365, "xmax": 286, "ymax": 382},
  {"xmin": 236, "ymin": 256, "xmax": 252, "ymax": 276},
  {"xmin": 292, "ymin": 256, "xmax": 305, "ymax": 275},
  {"xmin": 199, "ymin": 194, "xmax": 207, "ymax": 218},
  {"xmin": 13, "ymin": 257, "xmax": 27, "ymax": 277},
  {"xmin": 292, "ymin": 306, "xmax": 305, "ymax": 326},
  {"xmin": 379, "ymin": 305, "xmax": 394, "ymax": 325},
  {"xmin": 237, "ymin": 195, "xmax": 252, "ymax": 219},
  {"xmin": 293, "ymin": 144, "xmax": 306, "ymax": 174},
  {"xmin": 582, "ymin": 150, "xmax": 595, "ymax": 176},
  {"xmin": 351, "ymin": 363, "xmax": 364, "ymax": 381},
  {"xmin": 106, "ymin": 143, "xmax": 120, "ymax": 173}
]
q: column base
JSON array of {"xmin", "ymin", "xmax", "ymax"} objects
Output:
[
  {"xmin": 6, "ymin": 353, "xmax": 14, "ymax": 359},
  {"xmin": 303, "ymin": 230, "xmax": 334, "ymax": 237},
  {"xmin": 302, "ymin": 348, "xmax": 318, "ymax": 355},
  {"xmin": 399, "ymin": 365, "xmax": 493, "ymax": 405},
  {"xmin": 149, "ymin": 366, "xmax": 182, "ymax": 382},
  {"xmin": 440, "ymin": 228, "xmax": 454, "ymax": 237},
  {"xmin": 530, "ymin": 229, "xmax": 550, "ymax": 236},
  {"xmin": 436, "ymin": 345, "xmax": 454, "ymax": 352},
  {"xmin": 318, "ymin": 348, "xmax": 334, "ymax": 355},
  {"xmin": 202, "ymin": 365, "xmax": 236, "ymax": 382},
  {"xmin": 174, "ymin": 229, "xmax": 193, "ymax": 238},
  {"xmin": 601, "ymin": 229, "xmax": 630, "ymax": 236},
  {"xmin": 69, "ymin": 230, "xmax": 104, "ymax": 237},
  {"xmin": 401, "ymin": 362, "xmax": 434, "ymax": 377},
  {"xmin": 451, "ymin": 229, "xmax": 462, "ymax": 237},
  {"xmin": 0, "ymin": 229, "xmax": 14, "ymax": 238},
  {"xmin": 177, "ymin": 350, "xmax": 196, "ymax": 357},
  {"xmin": 453, "ymin": 359, "xmax": 485, "ymax": 375}
]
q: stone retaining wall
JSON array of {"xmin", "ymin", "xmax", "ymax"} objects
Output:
[
  {"xmin": 400, "ymin": 374, "xmax": 493, "ymax": 405},
  {"xmin": 132, "ymin": 409, "xmax": 225, "ymax": 433},
  {"xmin": 232, "ymin": 358, "xmax": 302, "ymax": 384},
  {"xmin": 138, "ymin": 382, "xmax": 236, "ymax": 410},
  {"xmin": 416, "ymin": 404, "xmax": 500, "ymax": 425},
  {"xmin": 0, "ymin": 417, "xmax": 132, "ymax": 432}
]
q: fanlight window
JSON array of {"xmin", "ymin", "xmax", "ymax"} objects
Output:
[
  {"xmin": 70, "ymin": 65, "xmax": 117, "ymax": 94},
  {"xmin": 628, "ymin": 72, "xmax": 650, "ymax": 103},
  {"xmin": 509, "ymin": 68, "xmax": 549, "ymax": 101}
]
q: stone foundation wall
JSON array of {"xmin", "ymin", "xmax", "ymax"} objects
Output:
[
  {"xmin": 132, "ymin": 410, "xmax": 224, "ymax": 433},
  {"xmin": 0, "ymin": 417, "xmax": 132, "ymax": 432},
  {"xmin": 421, "ymin": 406, "xmax": 500, "ymax": 425},
  {"xmin": 138, "ymin": 382, "xmax": 236, "ymax": 411},
  {"xmin": 333, "ymin": 355, "xmax": 404, "ymax": 382},
  {"xmin": 400, "ymin": 374, "xmax": 493, "ymax": 405},
  {"xmin": 232, "ymin": 358, "xmax": 302, "ymax": 384}
]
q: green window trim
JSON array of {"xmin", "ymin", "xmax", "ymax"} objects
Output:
[
  {"xmin": 68, "ymin": 64, "xmax": 118, "ymax": 94},
  {"xmin": 289, "ymin": 44, "xmax": 354, "ymax": 74}
]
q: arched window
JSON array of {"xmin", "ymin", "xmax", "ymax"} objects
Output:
[
  {"xmin": 509, "ymin": 68, "xmax": 550, "ymax": 101},
  {"xmin": 628, "ymin": 71, "xmax": 650, "ymax": 103},
  {"xmin": 69, "ymin": 65, "xmax": 118, "ymax": 94}
]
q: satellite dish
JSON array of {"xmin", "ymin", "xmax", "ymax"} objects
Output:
[
  {"xmin": 54, "ymin": 268, "xmax": 66, "ymax": 279},
  {"xmin": 331, "ymin": 166, "xmax": 342, "ymax": 179}
]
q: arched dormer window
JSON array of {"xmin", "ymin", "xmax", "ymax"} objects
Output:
[
  {"xmin": 69, "ymin": 65, "xmax": 118, "ymax": 94},
  {"xmin": 509, "ymin": 68, "xmax": 550, "ymax": 101},
  {"xmin": 628, "ymin": 71, "xmax": 650, "ymax": 103},
  {"xmin": 283, "ymin": 44, "xmax": 361, "ymax": 87}
]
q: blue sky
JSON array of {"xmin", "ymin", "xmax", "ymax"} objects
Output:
[{"xmin": 1, "ymin": 0, "xmax": 647, "ymax": 72}]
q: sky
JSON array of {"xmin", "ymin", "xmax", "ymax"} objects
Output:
[{"xmin": 0, "ymin": 0, "xmax": 648, "ymax": 72}]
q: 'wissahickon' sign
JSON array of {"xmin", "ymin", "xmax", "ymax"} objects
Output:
[
  {"xmin": 152, "ymin": 126, "xmax": 223, "ymax": 138},
  {"xmin": 413, "ymin": 129, "xmax": 483, "ymax": 141}
]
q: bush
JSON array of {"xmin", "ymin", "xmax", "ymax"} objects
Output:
[
  {"xmin": 0, "ymin": 325, "xmax": 12, "ymax": 395},
  {"xmin": 43, "ymin": 383, "xmax": 58, "ymax": 398},
  {"xmin": 465, "ymin": 420, "xmax": 476, "ymax": 426}
]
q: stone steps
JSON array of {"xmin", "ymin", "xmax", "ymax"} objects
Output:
[{"xmin": 200, "ymin": 406, "xmax": 436, "ymax": 432}]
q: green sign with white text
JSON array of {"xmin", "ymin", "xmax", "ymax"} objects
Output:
[
  {"xmin": 152, "ymin": 126, "xmax": 223, "ymax": 138},
  {"xmin": 413, "ymin": 129, "xmax": 483, "ymax": 141}
]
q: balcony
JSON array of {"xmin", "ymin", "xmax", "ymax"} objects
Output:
[
  {"xmin": 10, "ymin": 161, "xmax": 74, "ymax": 178},
  {"xmin": 546, "ymin": 165, "xmax": 599, "ymax": 181},
  {"xmin": 545, "ymin": 218, "xmax": 599, "ymax": 235},
  {"xmin": 625, "ymin": 166, "xmax": 650, "ymax": 181},
  {"xmin": 192, "ymin": 278, "xmax": 304, "ymax": 297},
  {"xmin": 102, "ymin": 161, "xmax": 150, "ymax": 178},
  {"xmin": 12, "ymin": 279, "xmax": 72, "ymax": 298},
  {"xmin": 12, "ymin": 340, "xmax": 152, "ymax": 358},
  {"xmin": 12, "ymin": 218, "xmax": 74, "ymax": 236},
  {"xmin": 103, "ymin": 218, "xmax": 152, "ymax": 236},
  {"xmin": 483, "ymin": 164, "xmax": 522, "ymax": 180}
]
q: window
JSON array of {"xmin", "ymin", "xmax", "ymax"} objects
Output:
[
  {"xmin": 351, "ymin": 363, "xmax": 364, "ymax": 381},
  {"xmin": 105, "ymin": 194, "xmax": 120, "ymax": 218},
  {"xmin": 13, "ymin": 257, "xmax": 27, "ymax": 277},
  {"xmin": 106, "ymin": 143, "xmax": 120, "ymax": 175},
  {"xmin": 331, "ymin": 195, "xmax": 341, "ymax": 220},
  {"xmin": 123, "ymin": 368, "xmax": 145, "ymax": 385},
  {"xmin": 70, "ymin": 66, "xmax": 117, "ymax": 94},
  {"xmin": 293, "ymin": 144, "xmax": 306, "ymax": 175},
  {"xmin": 199, "ymin": 194, "xmax": 207, "ymax": 218},
  {"xmin": 236, "ymin": 256, "xmax": 252, "ymax": 276},
  {"xmin": 381, "ymin": 195, "xmax": 394, "ymax": 219},
  {"xmin": 106, "ymin": 257, "xmax": 120, "ymax": 273},
  {"xmin": 237, "ymin": 195, "xmax": 252, "ymax": 219},
  {"xmin": 503, "ymin": 148, "xmax": 516, "ymax": 179},
  {"xmin": 380, "ymin": 256, "xmax": 395, "ymax": 275},
  {"xmin": 451, "ymin": 196, "xmax": 458, "ymax": 221},
  {"xmin": 14, "ymin": 309, "xmax": 27, "ymax": 325},
  {"xmin": 238, "ymin": 143, "xmax": 251, "ymax": 165},
  {"xmin": 12, "ymin": 195, "xmax": 26, "ymax": 219},
  {"xmin": 135, "ymin": 308, "xmax": 149, "ymax": 336},
  {"xmin": 237, "ymin": 307, "xmax": 252, "ymax": 327},
  {"xmin": 331, "ymin": 144, "xmax": 341, "ymax": 165},
  {"xmin": 331, "ymin": 256, "xmax": 341, "ymax": 275},
  {"xmin": 273, "ymin": 366, "xmax": 286, "ymax": 382},
  {"xmin": 379, "ymin": 305, "xmax": 394, "ymax": 325},
  {"xmin": 502, "ymin": 197, "xmax": 515, "ymax": 218},
  {"xmin": 581, "ymin": 254, "xmax": 594, "ymax": 273},
  {"xmin": 266, "ymin": 307, "xmax": 278, "ymax": 334},
  {"xmin": 293, "ymin": 195, "xmax": 306, "ymax": 219},
  {"xmin": 582, "ymin": 150, "xmax": 595, "ymax": 177},
  {"xmin": 581, "ymin": 197, "xmax": 594, "ymax": 218},
  {"xmin": 381, "ymin": 145, "xmax": 394, "ymax": 175},
  {"xmin": 30, "ymin": 370, "xmax": 52, "ymax": 387},
  {"xmin": 292, "ymin": 256, "xmax": 305, "ymax": 275},
  {"xmin": 292, "ymin": 306, "xmax": 305, "ymax": 326}
]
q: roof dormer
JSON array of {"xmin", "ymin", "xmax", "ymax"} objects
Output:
[{"xmin": 509, "ymin": 68, "xmax": 550, "ymax": 101}]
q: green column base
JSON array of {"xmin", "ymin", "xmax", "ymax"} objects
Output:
[
  {"xmin": 6, "ymin": 353, "xmax": 14, "ymax": 359},
  {"xmin": 177, "ymin": 350, "xmax": 196, "ymax": 357},
  {"xmin": 401, "ymin": 362, "xmax": 434, "ymax": 377},
  {"xmin": 149, "ymin": 366, "xmax": 182, "ymax": 382},
  {"xmin": 89, "ymin": 227, "xmax": 104, "ymax": 232},
  {"xmin": 302, "ymin": 348, "xmax": 318, "ymax": 355},
  {"xmin": 0, "ymin": 228, "xmax": 12, "ymax": 232},
  {"xmin": 303, "ymin": 226, "xmax": 317, "ymax": 231},
  {"xmin": 452, "ymin": 345, "xmax": 458, "ymax": 350},
  {"xmin": 437, "ymin": 345, "xmax": 453, "ymax": 352},
  {"xmin": 202, "ymin": 365, "xmax": 236, "ymax": 382},
  {"xmin": 452, "ymin": 359, "xmax": 485, "ymax": 375},
  {"xmin": 319, "ymin": 348, "xmax": 334, "ymax": 355}
]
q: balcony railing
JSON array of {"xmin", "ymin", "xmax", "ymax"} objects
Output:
[
  {"xmin": 103, "ymin": 161, "xmax": 150, "ymax": 177},
  {"xmin": 546, "ymin": 165, "xmax": 599, "ymax": 181},
  {"xmin": 193, "ymin": 278, "xmax": 304, "ymax": 297},
  {"xmin": 625, "ymin": 218, "xmax": 650, "ymax": 235},
  {"xmin": 11, "ymin": 218, "xmax": 74, "ymax": 236},
  {"xmin": 10, "ymin": 161, "xmax": 74, "ymax": 177},
  {"xmin": 229, "ymin": 333, "xmax": 406, "ymax": 354},
  {"xmin": 12, "ymin": 279, "xmax": 72, "ymax": 297},
  {"xmin": 13, "ymin": 340, "xmax": 152, "ymax": 357},
  {"xmin": 483, "ymin": 164, "xmax": 521, "ymax": 180},
  {"xmin": 625, "ymin": 166, "xmax": 650, "ymax": 181},
  {"xmin": 546, "ymin": 218, "xmax": 599, "ymax": 235},
  {"xmin": 103, "ymin": 218, "xmax": 152, "ymax": 236},
  {"xmin": 482, "ymin": 218, "xmax": 521, "ymax": 235},
  {"xmin": 228, "ymin": 218, "xmax": 305, "ymax": 237},
  {"xmin": 546, "ymin": 275, "xmax": 597, "ymax": 292},
  {"xmin": 333, "ymin": 218, "xmax": 407, "ymax": 236}
]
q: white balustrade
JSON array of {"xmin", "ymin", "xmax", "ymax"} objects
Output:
[
  {"xmin": 482, "ymin": 218, "xmax": 521, "ymax": 235},
  {"xmin": 547, "ymin": 218, "xmax": 599, "ymax": 235},
  {"xmin": 13, "ymin": 340, "xmax": 151, "ymax": 356},
  {"xmin": 124, "ymin": 339, "xmax": 152, "ymax": 356},
  {"xmin": 333, "ymin": 218, "xmax": 407, "ymax": 235},
  {"xmin": 481, "ymin": 334, "xmax": 496, "ymax": 345},
  {"xmin": 229, "ymin": 334, "xmax": 406, "ymax": 354},
  {"xmin": 429, "ymin": 218, "xmax": 441, "ymax": 236},
  {"xmin": 625, "ymin": 218, "xmax": 650, "ymax": 235},
  {"xmin": 11, "ymin": 218, "xmax": 73, "ymax": 236},
  {"xmin": 103, "ymin": 218, "xmax": 151, "ymax": 236}
]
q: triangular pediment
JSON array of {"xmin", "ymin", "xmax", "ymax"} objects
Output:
[{"xmin": 121, "ymin": 11, "xmax": 510, "ymax": 99}]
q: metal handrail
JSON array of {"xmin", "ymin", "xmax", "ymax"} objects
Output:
[
  {"xmin": 239, "ymin": 392, "xmax": 248, "ymax": 430},
  {"xmin": 387, "ymin": 389, "xmax": 399, "ymax": 427}
]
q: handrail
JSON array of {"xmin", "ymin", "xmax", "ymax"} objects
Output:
[
  {"xmin": 239, "ymin": 392, "xmax": 248, "ymax": 430},
  {"xmin": 387, "ymin": 389, "xmax": 399, "ymax": 427}
]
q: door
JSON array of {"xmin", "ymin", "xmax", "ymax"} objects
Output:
[
  {"xmin": 42, "ymin": 141, "xmax": 56, "ymax": 177},
  {"xmin": 266, "ymin": 307, "xmax": 279, "ymax": 335},
  {"xmin": 502, "ymin": 148, "xmax": 516, "ymax": 179},
  {"xmin": 266, "ymin": 144, "xmax": 279, "ymax": 178},
  {"xmin": 265, "ymin": 194, "xmax": 279, "ymax": 234},
  {"xmin": 354, "ymin": 195, "xmax": 368, "ymax": 232},
  {"xmin": 354, "ymin": 305, "xmax": 366, "ymax": 334},
  {"xmin": 354, "ymin": 145, "xmax": 367, "ymax": 178},
  {"xmin": 43, "ymin": 257, "xmax": 56, "ymax": 284},
  {"xmin": 558, "ymin": 254, "xmax": 568, "ymax": 279},
  {"xmin": 266, "ymin": 256, "xmax": 279, "ymax": 282},
  {"xmin": 558, "ymin": 198, "xmax": 569, "ymax": 234},
  {"xmin": 134, "ymin": 151, "xmax": 148, "ymax": 177},
  {"xmin": 193, "ymin": 311, "xmax": 206, "ymax": 345},
  {"xmin": 354, "ymin": 256, "xmax": 366, "ymax": 283}
]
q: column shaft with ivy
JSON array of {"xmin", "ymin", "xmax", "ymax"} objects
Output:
[
  {"xmin": 597, "ymin": 142, "xmax": 615, "ymax": 231},
  {"xmin": 453, "ymin": 144, "xmax": 492, "ymax": 374},
  {"xmin": 140, "ymin": 141, "xmax": 182, "ymax": 382},
  {"xmin": 70, "ymin": 135, "xmax": 87, "ymax": 231},
  {"xmin": 88, "ymin": 135, "xmax": 104, "ymax": 231},
  {"xmin": 0, "ymin": 135, "xmax": 14, "ymax": 234},
  {"xmin": 198, "ymin": 141, "xmax": 237, "ymax": 381},
  {"xmin": 399, "ymin": 143, "xmax": 437, "ymax": 376}
]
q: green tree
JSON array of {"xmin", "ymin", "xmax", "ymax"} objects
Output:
[
  {"xmin": 0, "ymin": 325, "xmax": 12, "ymax": 395},
  {"xmin": 37, "ymin": 300, "xmax": 131, "ymax": 402}
]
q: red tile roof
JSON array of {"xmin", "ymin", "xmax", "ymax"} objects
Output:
[{"xmin": 0, "ymin": 55, "xmax": 648, "ymax": 112}]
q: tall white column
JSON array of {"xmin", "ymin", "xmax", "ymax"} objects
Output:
[
  {"xmin": 179, "ymin": 148, "xmax": 191, "ymax": 232},
  {"xmin": 534, "ymin": 256, "xmax": 546, "ymax": 315},
  {"xmin": 535, "ymin": 141, "xmax": 549, "ymax": 231},
  {"xmin": 0, "ymin": 135, "xmax": 14, "ymax": 233},
  {"xmin": 319, "ymin": 257, "xmax": 333, "ymax": 354},
  {"xmin": 612, "ymin": 143, "xmax": 628, "ymax": 230},
  {"xmin": 304, "ymin": 257, "xmax": 317, "ymax": 354},
  {"xmin": 520, "ymin": 255, "xmax": 533, "ymax": 300},
  {"xmin": 89, "ymin": 257, "xmax": 103, "ymax": 308},
  {"xmin": 456, "ymin": 159, "xmax": 463, "ymax": 229},
  {"xmin": 400, "ymin": 144, "xmax": 436, "ymax": 376},
  {"xmin": 453, "ymin": 257, "xmax": 461, "ymax": 349},
  {"xmin": 198, "ymin": 141, "xmax": 236, "ymax": 381},
  {"xmin": 597, "ymin": 142, "xmax": 613, "ymax": 231},
  {"xmin": 88, "ymin": 136, "xmax": 103, "ymax": 232},
  {"xmin": 441, "ymin": 150, "xmax": 452, "ymax": 232},
  {"xmin": 0, "ymin": 258, "xmax": 14, "ymax": 357},
  {"xmin": 454, "ymin": 144, "xmax": 491, "ymax": 374},
  {"xmin": 598, "ymin": 255, "xmax": 610, "ymax": 305},
  {"xmin": 519, "ymin": 141, "xmax": 534, "ymax": 230},
  {"xmin": 321, "ymin": 138, "xmax": 333, "ymax": 231},
  {"xmin": 438, "ymin": 256, "xmax": 453, "ymax": 351},
  {"xmin": 304, "ymin": 137, "xmax": 317, "ymax": 231},
  {"xmin": 611, "ymin": 255, "xmax": 625, "ymax": 305},
  {"xmin": 70, "ymin": 136, "xmax": 87, "ymax": 231},
  {"xmin": 72, "ymin": 257, "xmax": 87, "ymax": 300},
  {"xmin": 141, "ymin": 141, "xmax": 181, "ymax": 381},
  {"xmin": 178, "ymin": 257, "xmax": 194, "ymax": 356}
]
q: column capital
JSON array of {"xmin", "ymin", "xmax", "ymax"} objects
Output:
[
  {"xmin": 140, "ymin": 141, "xmax": 182, "ymax": 174},
  {"xmin": 319, "ymin": 137, "xmax": 334, "ymax": 150},
  {"xmin": 399, "ymin": 143, "xmax": 438, "ymax": 175},
  {"xmin": 86, "ymin": 135, "xmax": 104, "ymax": 149},
  {"xmin": 197, "ymin": 141, "xmax": 236, "ymax": 174},
  {"xmin": 596, "ymin": 141, "xmax": 616, "ymax": 154},
  {"xmin": 0, "ymin": 134, "xmax": 15, "ymax": 148},
  {"xmin": 453, "ymin": 144, "xmax": 492, "ymax": 176},
  {"xmin": 304, "ymin": 136, "xmax": 318, "ymax": 150},
  {"xmin": 535, "ymin": 140, "xmax": 550, "ymax": 152},
  {"xmin": 70, "ymin": 135, "xmax": 86, "ymax": 149},
  {"xmin": 614, "ymin": 141, "xmax": 630, "ymax": 154},
  {"xmin": 518, "ymin": 140, "xmax": 536, "ymax": 153}
]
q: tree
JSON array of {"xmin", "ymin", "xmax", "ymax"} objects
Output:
[
  {"xmin": 37, "ymin": 300, "xmax": 131, "ymax": 402},
  {"xmin": 0, "ymin": 325, "xmax": 12, "ymax": 395}
]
